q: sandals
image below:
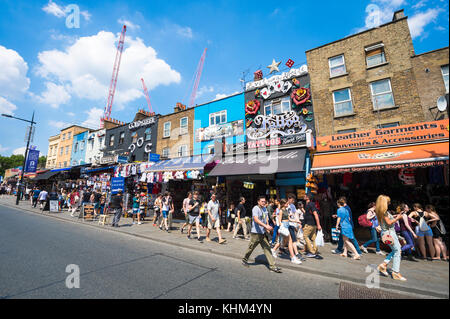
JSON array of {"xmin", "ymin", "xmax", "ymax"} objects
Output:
[
  {"xmin": 352, "ymin": 255, "xmax": 361, "ymax": 260},
  {"xmin": 377, "ymin": 264, "xmax": 389, "ymax": 277},
  {"xmin": 340, "ymin": 253, "xmax": 348, "ymax": 258}
]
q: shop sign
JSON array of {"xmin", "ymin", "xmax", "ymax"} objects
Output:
[
  {"xmin": 246, "ymin": 111, "xmax": 311, "ymax": 140},
  {"xmin": 316, "ymin": 119, "xmax": 449, "ymax": 152},
  {"xmin": 128, "ymin": 117, "xmax": 155, "ymax": 130},
  {"xmin": 117, "ymin": 156, "xmax": 128, "ymax": 164},
  {"xmin": 50, "ymin": 200, "xmax": 59, "ymax": 212},
  {"xmin": 148, "ymin": 153, "xmax": 160, "ymax": 162},
  {"xmin": 245, "ymin": 65, "xmax": 308, "ymax": 91},
  {"xmin": 100, "ymin": 155, "xmax": 117, "ymax": 164},
  {"xmin": 25, "ymin": 149, "xmax": 40, "ymax": 173},
  {"xmin": 195, "ymin": 120, "xmax": 244, "ymax": 142},
  {"xmin": 111, "ymin": 177, "xmax": 125, "ymax": 194}
]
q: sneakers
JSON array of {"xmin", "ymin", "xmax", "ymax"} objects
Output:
[
  {"xmin": 271, "ymin": 249, "xmax": 278, "ymax": 259},
  {"xmin": 180, "ymin": 228, "xmax": 184, "ymax": 234},
  {"xmin": 376, "ymin": 251, "xmax": 386, "ymax": 256},
  {"xmin": 305, "ymin": 253, "xmax": 317, "ymax": 258},
  {"xmin": 197, "ymin": 238, "xmax": 203, "ymax": 243},
  {"xmin": 269, "ymin": 267, "xmax": 282, "ymax": 273},
  {"xmin": 291, "ymin": 256, "xmax": 302, "ymax": 264},
  {"xmin": 244, "ymin": 237, "xmax": 250, "ymax": 241},
  {"xmin": 137, "ymin": 222, "xmax": 142, "ymax": 225},
  {"xmin": 187, "ymin": 235, "xmax": 191, "ymax": 240},
  {"xmin": 242, "ymin": 260, "xmax": 249, "ymax": 267},
  {"xmin": 360, "ymin": 246, "xmax": 369, "ymax": 254},
  {"xmin": 331, "ymin": 249, "xmax": 343, "ymax": 254},
  {"xmin": 296, "ymin": 254, "xmax": 306, "ymax": 261},
  {"xmin": 314, "ymin": 255, "xmax": 324, "ymax": 260},
  {"xmin": 219, "ymin": 239, "xmax": 226, "ymax": 244},
  {"xmin": 392, "ymin": 272, "xmax": 407, "ymax": 281}
]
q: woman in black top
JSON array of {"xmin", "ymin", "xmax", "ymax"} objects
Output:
[{"xmin": 425, "ymin": 205, "xmax": 448, "ymax": 261}]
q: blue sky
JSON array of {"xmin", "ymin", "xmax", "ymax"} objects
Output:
[{"xmin": 0, "ymin": 0, "xmax": 448, "ymax": 157}]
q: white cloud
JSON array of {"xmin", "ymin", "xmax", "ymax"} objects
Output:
[
  {"xmin": 81, "ymin": 108, "xmax": 104, "ymax": 129},
  {"xmin": 214, "ymin": 91, "xmax": 240, "ymax": 100},
  {"xmin": 13, "ymin": 147, "xmax": 26, "ymax": 156},
  {"xmin": 175, "ymin": 25, "xmax": 193, "ymax": 39},
  {"xmin": 408, "ymin": 8, "xmax": 441, "ymax": 38},
  {"xmin": 42, "ymin": 0, "xmax": 90, "ymax": 21},
  {"xmin": 49, "ymin": 120, "xmax": 72, "ymax": 129},
  {"xmin": 36, "ymin": 31, "xmax": 181, "ymax": 110},
  {"xmin": 42, "ymin": 0, "xmax": 65, "ymax": 18},
  {"xmin": 0, "ymin": 45, "xmax": 30, "ymax": 100},
  {"xmin": 0, "ymin": 144, "xmax": 9, "ymax": 153},
  {"xmin": 37, "ymin": 82, "xmax": 71, "ymax": 108},
  {"xmin": 196, "ymin": 86, "xmax": 214, "ymax": 98},
  {"xmin": 67, "ymin": 112, "xmax": 75, "ymax": 116},
  {"xmin": 118, "ymin": 19, "xmax": 140, "ymax": 30},
  {"xmin": 413, "ymin": 0, "xmax": 428, "ymax": 10},
  {"xmin": 0, "ymin": 97, "xmax": 17, "ymax": 115}
]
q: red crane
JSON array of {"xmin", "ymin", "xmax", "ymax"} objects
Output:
[
  {"xmin": 101, "ymin": 25, "xmax": 127, "ymax": 127},
  {"xmin": 188, "ymin": 48, "xmax": 207, "ymax": 108},
  {"xmin": 141, "ymin": 78, "xmax": 154, "ymax": 115}
]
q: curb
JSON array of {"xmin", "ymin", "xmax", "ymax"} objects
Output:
[{"xmin": 1, "ymin": 201, "xmax": 448, "ymax": 299}]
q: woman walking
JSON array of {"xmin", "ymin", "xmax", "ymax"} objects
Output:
[
  {"xmin": 226, "ymin": 202, "xmax": 236, "ymax": 232},
  {"xmin": 271, "ymin": 199, "xmax": 302, "ymax": 265},
  {"xmin": 152, "ymin": 194, "xmax": 162, "ymax": 226},
  {"xmin": 335, "ymin": 198, "xmax": 361, "ymax": 260},
  {"xmin": 409, "ymin": 203, "xmax": 435, "ymax": 260},
  {"xmin": 360, "ymin": 202, "xmax": 385, "ymax": 255},
  {"xmin": 396, "ymin": 204, "xmax": 417, "ymax": 261},
  {"xmin": 376, "ymin": 195, "xmax": 407, "ymax": 281},
  {"xmin": 271, "ymin": 198, "xmax": 281, "ymax": 246},
  {"xmin": 426, "ymin": 205, "xmax": 448, "ymax": 261}
]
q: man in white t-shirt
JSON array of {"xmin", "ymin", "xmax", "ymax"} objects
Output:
[
  {"xmin": 180, "ymin": 192, "xmax": 192, "ymax": 234},
  {"xmin": 38, "ymin": 189, "xmax": 48, "ymax": 210},
  {"xmin": 206, "ymin": 194, "xmax": 226, "ymax": 244}
]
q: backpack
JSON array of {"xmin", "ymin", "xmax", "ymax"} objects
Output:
[{"xmin": 358, "ymin": 213, "xmax": 373, "ymax": 228}]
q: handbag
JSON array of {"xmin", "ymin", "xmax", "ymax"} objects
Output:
[
  {"xmin": 358, "ymin": 213, "xmax": 373, "ymax": 228},
  {"xmin": 436, "ymin": 220, "xmax": 447, "ymax": 235},
  {"xmin": 419, "ymin": 217, "xmax": 429, "ymax": 232},
  {"xmin": 279, "ymin": 224, "xmax": 290, "ymax": 237},
  {"xmin": 331, "ymin": 228, "xmax": 340, "ymax": 242},
  {"xmin": 381, "ymin": 233, "xmax": 394, "ymax": 245},
  {"xmin": 315, "ymin": 230, "xmax": 324, "ymax": 247}
]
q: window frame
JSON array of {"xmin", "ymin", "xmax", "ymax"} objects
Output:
[
  {"xmin": 209, "ymin": 110, "xmax": 227, "ymax": 126},
  {"xmin": 370, "ymin": 78, "xmax": 395, "ymax": 111},
  {"xmin": 67, "ymin": 132, "xmax": 71, "ymax": 139},
  {"xmin": 178, "ymin": 145, "xmax": 188, "ymax": 157},
  {"xmin": 377, "ymin": 122, "xmax": 400, "ymax": 129},
  {"xmin": 332, "ymin": 88, "xmax": 354, "ymax": 117},
  {"xmin": 180, "ymin": 117, "xmax": 189, "ymax": 135},
  {"xmin": 264, "ymin": 97, "xmax": 291, "ymax": 116},
  {"xmin": 109, "ymin": 134, "xmax": 115, "ymax": 147},
  {"xmin": 144, "ymin": 128, "xmax": 152, "ymax": 141},
  {"xmin": 119, "ymin": 132, "xmax": 125, "ymax": 145},
  {"xmin": 337, "ymin": 128, "xmax": 356, "ymax": 134},
  {"xmin": 441, "ymin": 64, "xmax": 449, "ymax": 93},
  {"xmin": 162, "ymin": 147, "xmax": 170, "ymax": 158},
  {"xmin": 163, "ymin": 122, "xmax": 171, "ymax": 138},
  {"xmin": 74, "ymin": 142, "xmax": 78, "ymax": 153},
  {"xmin": 328, "ymin": 54, "xmax": 347, "ymax": 78},
  {"xmin": 65, "ymin": 146, "xmax": 69, "ymax": 155},
  {"xmin": 365, "ymin": 43, "xmax": 387, "ymax": 68}
]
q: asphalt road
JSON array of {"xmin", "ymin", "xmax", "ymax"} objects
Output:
[{"xmin": 0, "ymin": 204, "xmax": 343, "ymax": 299}]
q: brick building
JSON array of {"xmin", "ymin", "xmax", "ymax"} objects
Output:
[
  {"xmin": 305, "ymin": 9, "xmax": 446, "ymax": 136},
  {"xmin": 156, "ymin": 103, "xmax": 194, "ymax": 159},
  {"xmin": 411, "ymin": 47, "xmax": 449, "ymax": 121}
]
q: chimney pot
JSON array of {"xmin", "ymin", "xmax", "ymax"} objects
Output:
[{"xmin": 393, "ymin": 9, "xmax": 405, "ymax": 21}]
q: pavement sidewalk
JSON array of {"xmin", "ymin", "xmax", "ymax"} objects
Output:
[{"xmin": 1, "ymin": 195, "xmax": 448, "ymax": 298}]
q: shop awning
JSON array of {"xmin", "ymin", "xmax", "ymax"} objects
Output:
[
  {"xmin": 147, "ymin": 154, "xmax": 215, "ymax": 172},
  {"xmin": 311, "ymin": 142, "xmax": 449, "ymax": 174},
  {"xmin": 208, "ymin": 148, "xmax": 307, "ymax": 177},
  {"xmin": 33, "ymin": 170, "xmax": 61, "ymax": 181},
  {"xmin": 84, "ymin": 166, "xmax": 115, "ymax": 173}
]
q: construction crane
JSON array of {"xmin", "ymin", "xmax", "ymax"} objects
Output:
[
  {"xmin": 141, "ymin": 78, "xmax": 154, "ymax": 115},
  {"xmin": 188, "ymin": 48, "xmax": 207, "ymax": 108},
  {"xmin": 101, "ymin": 25, "xmax": 127, "ymax": 127}
]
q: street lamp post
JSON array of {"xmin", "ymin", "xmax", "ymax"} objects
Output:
[{"xmin": 2, "ymin": 111, "xmax": 37, "ymax": 205}]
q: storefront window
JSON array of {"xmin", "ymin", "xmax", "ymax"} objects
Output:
[{"xmin": 370, "ymin": 79, "xmax": 395, "ymax": 110}]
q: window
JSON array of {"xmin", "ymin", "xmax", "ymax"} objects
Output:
[
  {"xmin": 109, "ymin": 135, "xmax": 114, "ymax": 147},
  {"xmin": 80, "ymin": 141, "xmax": 85, "ymax": 150},
  {"xmin": 74, "ymin": 142, "xmax": 78, "ymax": 153},
  {"xmin": 178, "ymin": 145, "xmax": 188, "ymax": 157},
  {"xmin": 208, "ymin": 145, "xmax": 215, "ymax": 154},
  {"xmin": 67, "ymin": 132, "xmax": 71, "ymax": 139},
  {"xmin": 337, "ymin": 128, "xmax": 356, "ymax": 134},
  {"xmin": 442, "ymin": 65, "xmax": 449, "ymax": 93},
  {"xmin": 329, "ymin": 55, "xmax": 346, "ymax": 77},
  {"xmin": 377, "ymin": 122, "xmax": 399, "ymax": 128},
  {"xmin": 60, "ymin": 147, "xmax": 63, "ymax": 156},
  {"xmin": 89, "ymin": 139, "xmax": 94, "ymax": 150},
  {"xmin": 119, "ymin": 132, "xmax": 125, "ymax": 144},
  {"xmin": 209, "ymin": 110, "xmax": 227, "ymax": 126},
  {"xmin": 180, "ymin": 117, "xmax": 188, "ymax": 135},
  {"xmin": 65, "ymin": 146, "xmax": 69, "ymax": 155},
  {"xmin": 64, "ymin": 161, "xmax": 67, "ymax": 167},
  {"xmin": 99, "ymin": 136, "xmax": 104, "ymax": 147},
  {"xmin": 131, "ymin": 132, "xmax": 138, "ymax": 143},
  {"xmin": 163, "ymin": 122, "xmax": 171, "ymax": 138},
  {"xmin": 365, "ymin": 43, "xmax": 386, "ymax": 68},
  {"xmin": 62, "ymin": 133, "xmax": 66, "ymax": 141},
  {"xmin": 162, "ymin": 147, "xmax": 170, "ymax": 158},
  {"xmin": 370, "ymin": 79, "xmax": 395, "ymax": 110},
  {"xmin": 264, "ymin": 97, "xmax": 291, "ymax": 116},
  {"xmin": 144, "ymin": 128, "xmax": 151, "ymax": 141},
  {"xmin": 333, "ymin": 88, "xmax": 354, "ymax": 117}
]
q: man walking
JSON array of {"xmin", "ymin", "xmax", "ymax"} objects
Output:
[
  {"xmin": 233, "ymin": 197, "xmax": 249, "ymax": 240},
  {"xmin": 303, "ymin": 194, "xmax": 324, "ymax": 259},
  {"xmin": 38, "ymin": 188, "xmax": 48, "ymax": 210},
  {"xmin": 110, "ymin": 189, "xmax": 123, "ymax": 227},
  {"xmin": 180, "ymin": 192, "xmax": 192, "ymax": 234},
  {"xmin": 32, "ymin": 187, "xmax": 40, "ymax": 208},
  {"xmin": 242, "ymin": 196, "xmax": 282, "ymax": 273},
  {"xmin": 206, "ymin": 194, "xmax": 226, "ymax": 244},
  {"xmin": 187, "ymin": 191, "xmax": 202, "ymax": 242}
]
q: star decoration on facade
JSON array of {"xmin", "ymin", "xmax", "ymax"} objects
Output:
[{"xmin": 267, "ymin": 59, "xmax": 281, "ymax": 74}]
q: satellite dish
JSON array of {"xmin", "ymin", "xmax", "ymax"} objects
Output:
[{"xmin": 437, "ymin": 96, "xmax": 448, "ymax": 112}]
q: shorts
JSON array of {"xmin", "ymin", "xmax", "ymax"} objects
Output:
[
  {"xmin": 162, "ymin": 210, "xmax": 169, "ymax": 218},
  {"xmin": 415, "ymin": 225, "xmax": 433, "ymax": 237},
  {"xmin": 185, "ymin": 213, "xmax": 190, "ymax": 223},
  {"xmin": 431, "ymin": 226, "xmax": 442, "ymax": 239},
  {"xmin": 208, "ymin": 216, "xmax": 220, "ymax": 229},
  {"xmin": 188, "ymin": 215, "xmax": 200, "ymax": 225},
  {"xmin": 133, "ymin": 208, "xmax": 140, "ymax": 215}
]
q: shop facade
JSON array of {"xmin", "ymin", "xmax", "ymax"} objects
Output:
[
  {"xmin": 311, "ymin": 119, "xmax": 449, "ymax": 226},
  {"xmin": 209, "ymin": 65, "xmax": 315, "ymax": 209}
]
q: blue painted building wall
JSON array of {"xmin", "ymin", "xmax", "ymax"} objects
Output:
[
  {"xmin": 193, "ymin": 93, "xmax": 245, "ymax": 155},
  {"xmin": 70, "ymin": 131, "xmax": 89, "ymax": 166}
]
